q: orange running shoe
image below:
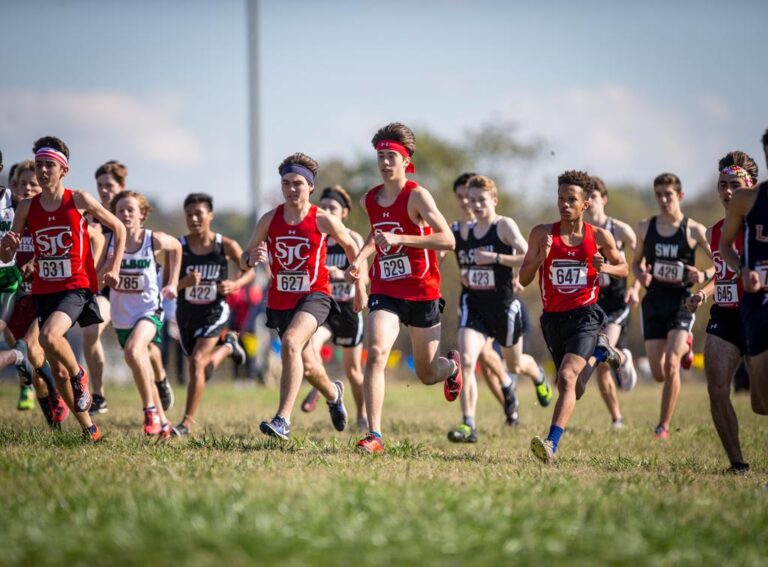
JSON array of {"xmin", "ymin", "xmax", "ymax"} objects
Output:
[
  {"xmin": 444, "ymin": 350, "xmax": 463, "ymax": 402},
  {"xmin": 70, "ymin": 365, "xmax": 92, "ymax": 413},
  {"xmin": 50, "ymin": 392, "xmax": 70, "ymax": 425},
  {"xmin": 655, "ymin": 425, "xmax": 669, "ymax": 440},
  {"xmin": 144, "ymin": 407, "xmax": 162, "ymax": 436},
  {"xmin": 356, "ymin": 433, "xmax": 384, "ymax": 454},
  {"xmin": 159, "ymin": 421, "xmax": 172, "ymax": 440},
  {"xmin": 680, "ymin": 333, "xmax": 693, "ymax": 370},
  {"xmin": 84, "ymin": 423, "xmax": 102, "ymax": 442}
]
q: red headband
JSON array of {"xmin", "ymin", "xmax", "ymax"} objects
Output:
[{"xmin": 376, "ymin": 139, "xmax": 415, "ymax": 173}]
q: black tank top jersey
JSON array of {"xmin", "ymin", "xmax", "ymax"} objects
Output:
[
  {"xmin": 453, "ymin": 220, "xmax": 474, "ymax": 293},
  {"xmin": 744, "ymin": 182, "xmax": 768, "ymax": 271},
  {"xmin": 643, "ymin": 216, "xmax": 696, "ymax": 290},
  {"xmin": 598, "ymin": 217, "xmax": 627, "ymax": 301},
  {"xmin": 326, "ymin": 241, "xmax": 349, "ymax": 273},
  {"xmin": 178, "ymin": 233, "xmax": 229, "ymax": 309},
  {"xmin": 326, "ymin": 240, "xmax": 355, "ymax": 309},
  {"xmin": 465, "ymin": 220, "xmax": 515, "ymax": 304}
]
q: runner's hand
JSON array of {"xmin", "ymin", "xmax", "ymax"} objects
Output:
[
  {"xmin": 686, "ymin": 291, "xmax": 705, "ymax": 313},
  {"xmin": 538, "ymin": 234, "xmax": 553, "ymax": 262},
  {"xmin": 639, "ymin": 267, "xmax": 653, "ymax": 287},
  {"xmin": 374, "ymin": 230, "xmax": 401, "ymax": 251},
  {"xmin": 328, "ymin": 266, "xmax": 345, "ymax": 280},
  {"xmin": 743, "ymin": 268, "xmax": 761, "ymax": 293},
  {"xmin": 473, "ymin": 250, "xmax": 496, "ymax": 266},
  {"xmin": 162, "ymin": 284, "xmax": 178, "ymax": 300},
  {"xmin": 20, "ymin": 260, "xmax": 35, "ymax": 280},
  {"xmin": 592, "ymin": 252, "xmax": 606, "ymax": 272},
  {"xmin": 624, "ymin": 286, "xmax": 640, "ymax": 307},
  {"xmin": 353, "ymin": 282, "xmax": 367, "ymax": 313},
  {"xmin": 345, "ymin": 262, "xmax": 361, "ymax": 282},
  {"xmin": 103, "ymin": 268, "xmax": 119, "ymax": 289},
  {"xmin": 685, "ymin": 265, "xmax": 704, "ymax": 284},
  {"xmin": 179, "ymin": 271, "xmax": 201, "ymax": 288},
  {"xmin": 0, "ymin": 231, "xmax": 20, "ymax": 255},
  {"xmin": 218, "ymin": 280, "xmax": 237, "ymax": 295}
]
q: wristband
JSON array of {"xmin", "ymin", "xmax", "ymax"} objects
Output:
[
  {"xmin": 495, "ymin": 253, "xmax": 501, "ymax": 265},
  {"xmin": 242, "ymin": 251, "xmax": 252, "ymax": 268}
]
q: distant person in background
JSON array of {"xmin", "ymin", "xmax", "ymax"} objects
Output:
[
  {"xmin": 160, "ymin": 296, "xmax": 185, "ymax": 384},
  {"xmin": 226, "ymin": 280, "xmax": 261, "ymax": 379}
]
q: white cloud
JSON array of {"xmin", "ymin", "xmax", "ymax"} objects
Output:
[{"xmin": 0, "ymin": 89, "xmax": 201, "ymax": 167}]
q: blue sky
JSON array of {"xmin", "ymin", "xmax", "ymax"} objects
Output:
[{"xmin": 1, "ymin": 0, "xmax": 766, "ymax": 212}]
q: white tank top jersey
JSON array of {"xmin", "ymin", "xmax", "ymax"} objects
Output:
[
  {"xmin": 0, "ymin": 189, "xmax": 16, "ymax": 268},
  {"xmin": 109, "ymin": 229, "xmax": 162, "ymax": 329}
]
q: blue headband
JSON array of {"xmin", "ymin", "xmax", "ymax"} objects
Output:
[{"xmin": 279, "ymin": 163, "xmax": 315, "ymax": 185}]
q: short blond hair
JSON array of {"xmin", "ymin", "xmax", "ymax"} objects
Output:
[{"xmin": 466, "ymin": 174, "xmax": 498, "ymax": 199}]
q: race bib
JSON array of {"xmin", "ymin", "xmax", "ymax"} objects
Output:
[
  {"xmin": 39, "ymin": 258, "xmax": 72, "ymax": 280},
  {"xmin": 755, "ymin": 261, "xmax": 768, "ymax": 290},
  {"xmin": 276, "ymin": 271, "xmax": 310, "ymax": 293},
  {"xmin": 652, "ymin": 260, "xmax": 685, "ymax": 284},
  {"xmin": 20, "ymin": 280, "xmax": 32, "ymax": 295},
  {"xmin": 714, "ymin": 281, "xmax": 738, "ymax": 306},
  {"xmin": 116, "ymin": 273, "xmax": 143, "ymax": 293},
  {"xmin": 331, "ymin": 281, "xmax": 355, "ymax": 301},
  {"xmin": 467, "ymin": 267, "xmax": 495, "ymax": 290},
  {"xmin": 185, "ymin": 282, "xmax": 217, "ymax": 304},
  {"xmin": 379, "ymin": 254, "xmax": 412, "ymax": 281},
  {"xmin": 551, "ymin": 260, "xmax": 587, "ymax": 288}
]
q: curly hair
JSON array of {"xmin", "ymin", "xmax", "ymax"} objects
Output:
[
  {"xmin": 32, "ymin": 136, "xmax": 69, "ymax": 159},
  {"xmin": 111, "ymin": 190, "xmax": 153, "ymax": 221},
  {"xmin": 557, "ymin": 170, "xmax": 594, "ymax": 194},
  {"xmin": 278, "ymin": 153, "xmax": 319, "ymax": 180},
  {"xmin": 718, "ymin": 150, "xmax": 759, "ymax": 185},
  {"xmin": 371, "ymin": 122, "xmax": 416, "ymax": 156}
]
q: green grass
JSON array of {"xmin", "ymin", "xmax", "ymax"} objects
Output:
[{"xmin": 1, "ymin": 377, "xmax": 766, "ymax": 566}]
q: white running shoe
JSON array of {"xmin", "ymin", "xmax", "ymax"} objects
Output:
[{"xmin": 615, "ymin": 348, "xmax": 638, "ymax": 391}]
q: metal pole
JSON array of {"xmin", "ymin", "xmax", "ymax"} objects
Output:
[{"xmin": 246, "ymin": 0, "xmax": 260, "ymax": 223}]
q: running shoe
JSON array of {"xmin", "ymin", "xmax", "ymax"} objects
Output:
[
  {"xmin": 502, "ymin": 382, "xmax": 519, "ymax": 421},
  {"xmin": 505, "ymin": 411, "xmax": 520, "ymax": 427},
  {"xmin": 38, "ymin": 396, "xmax": 54, "ymax": 428},
  {"xmin": 155, "ymin": 378, "xmax": 174, "ymax": 411},
  {"xmin": 447, "ymin": 424, "xmax": 477, "ymax": 443},
  {"xmin": 50, "ymin": 392, "xmax": 69, "ymax": 425},
  {"xmin": 301, "ymin": 387, "xmax": 321, "ymax": 413},
  {"xmin": 17, "ymin": 384, "xmax": 35, "ymax": 411},
  {"xmin": 654, "ymin": 424, "xmax": 669, "ymax": 439},
  {"xmin": 327, "ymin": 380, "xmax": 347, "ymax": 432},
  {"xmin": 260, "ymin": 415, "xmax": 290, "ymax": 440},
  {"xmin": 681, "ymin": 333, "xmax": 694, "ymax": 370},
  {"xmin": 356, "ymin": 433, "xmax": 384, "ymax": 454},
  {"xmin": 614, "ymin": 348, "xmax": 638, "ymax": 391},
  {"xmin": 159, "ymin": 421, "xmax": 172, "ymax": 440},
  {"xmin": 535, "ymin": 368, "xmax": 553, "ymax": 407},
  {"xmin": 726, "ymin": 462, "xmax": 750, "ymax": 475},
  {"xmin": 172, "ymin": 423, "xmax": 191, "ymax": 437},
  {"xmin": 530, "ymin": 436, "xmax": 555, "ymax": 463},
  {"xmin": 70, "ymin": 365, "xmax": 91, "ymax": 413},
  {"xmin": 595, "ymin": 334, "xmax": 623, "ymax": 370},
  {"xmin": 144, "ymin": 408, "xmax": 162, "ymax": 436},
  {"xmin": 88, "ymin": 394, "xmax": 109, "ymax": 415},
  {"xmin": 444, "ymin": 350, "xmax": 463, "ymax": 402},
  {"xmin": 611, "ymin": 417, "xmax": 625, "ymax": 430},
  {"xmin": 224, "ymin": 331, "xmax": 247, "ymax": 365},
  {"xmin": 84, "ymin": 423, "xmax": 102, "ymax": 442},
  {"xmin": 14, "ymin": 341, "xmax": 35, "ymax": 382}
]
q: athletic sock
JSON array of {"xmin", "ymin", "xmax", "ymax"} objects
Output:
[
  {"xmin": 71, "ymin": 367, "xmax": 84, "ymax": 381},
  {"xmin": 500, "ymin": 372, "xmax": 514, "ymax": 389},
  {"xmin": 546, "ymin": 425, "xmax": 565, "ymax": 453},
  {"xmin": 145, "ymin": 405, "xmax": 157, "ymax": 412},
  {"xmin": 369, "ymin": 430, "xmax": 382, "ymax": 439},
  {"xmin": 13, "ymin": 349, "xmax": 24, "ymax": 366},
  {"xmin": 36, "ymin": 363, "xmax": 57, "ymax": 393},
  {"xmin": 463, "ymin": 415, "xmax": 476, "ymax": 429},
  {"xmin": 533, "ymin": 368, "xmax": 545, "ymax": 386},
  {"xmin": 155, "ymin": 376, "xmax": 168, "ymax": 385}
]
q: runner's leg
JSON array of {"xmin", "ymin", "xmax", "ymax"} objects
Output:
[
  {"xmin": 364, "ymin": 309, "xmax": 401, "ymax": 434},
  {"xmin": 704, "ymin": 334, "xmax": 744, "ymax": 464}
]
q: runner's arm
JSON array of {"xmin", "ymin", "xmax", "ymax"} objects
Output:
[
  {"xmin": 595, "ymin": 227, "xmax": 628, "ymax": 278},
  {"xmin": 494, "ymin": 217, "xmax": 528, "ymax": 267},
  {"xmin": 223, "ymin": 236, "xmax": 255, "ymax": 292},
  {"xmin": 686, "ymin": 220, "xmax": 715, "ymax": 284},
  {"xmin": 153, "ymin": 231, "xmax": 182, "ymax": 298},
  {"xmin": 383, "ymin": 187, "xmax": 453, "ymax": 251},
  {"xmin": 74, "ymin": 191, "xmax": 126, "ymax": 285},
  {"xmin": 720, "ymin": 189, "xmax": 763, "ymax": 292},
  {"xmin": 518, "ymin": 224, "xmax": 551, "ymax": 286},
  {"xmin": 240, "ymin": 209, "xmax": 275, "ymax": 270},
  {"xmin": 320, "ymin": 212, "xmax": 367, "ymax": 309},
  {"xmin": 347, "ymin": 230, "xmax": 375, "ymax": 283},
  {"xmin": 0, "ymin": 199, "xmax": 30, "ymax": 262},
  {"xmin": 631, "ymin": 218, "xmax": 651, "ymax": 285}
]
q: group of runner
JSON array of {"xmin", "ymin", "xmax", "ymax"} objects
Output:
[{"xmin": 1, "ymin": 125, "xmax": 766, "ymax": 470}]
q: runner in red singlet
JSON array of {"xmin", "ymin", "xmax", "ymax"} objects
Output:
[
  {"xmin": 0, "ymin": 136, "xmax": 127, "ymax": 441},
  {"xmin": 518, "ymin": 170, "xmax": 627, "ymax": 462},
  {"xmin": 345, "ymin": 122, "xmax": 462, "ymax": 454},
  {"xmin": 686, "ymin": 151, "xmax": 759, "ymax": 473},
  {"xmin": 242, "ymin": 153, "xmax": 363, "ymax": 439}
]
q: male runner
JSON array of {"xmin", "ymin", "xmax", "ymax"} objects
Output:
[
  {"xmin": 687, "ymin": 151, "xmax": 758, "ymax": 473},
  {"xmin": 300, "ymin": 185, "xmax": 369, "ymax": 432},
  {"xmin": 104, "ymin": 191, "xmax": 181, "ymax": 437},
  {"xmin": 448, "ymin": 175, "xmax": 552, "ymax": 443},
  {"xmin": 584, "ymin": 176, "xmax": 639, "ymax": 428},
  {"xmin": 632, "ymin": 173, "xmax": 712, "ymax": 439},
  {"xmin": 0, "ymin": 136, "xmax": 127, "ymax": 441},
  {"xmin": 719, "ymin": 145, "xmax": 768, "ymax": 465},
  {"xmin": 519, "ymin": 170, "xmax": 627, "ymax": 462},
  {"xmin": 172, "ymin": 193, "xmax": 250, "ymax": 436},
  {"xmin": 242, "ymin": 154, "xmax": 361, "ymax": 438},
  {"xmin": 346, "ymin": 122, "xmax": 462, "ymax": 454},
  {"xmin": 449, "ymin": 172, "xmax": 547, "ymax": 426}
]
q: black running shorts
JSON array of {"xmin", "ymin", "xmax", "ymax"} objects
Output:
[
  {"xmin": 177, "ymin": 301, "xmax": 231, "ymax": 355},
  {"xmin": 459, "ymin": 295, "xmax": 523, "ymax": 348},
  {"xmin": 33, "ymin": 288, "xmax": 104, "ymax": 329},
  {"xmin": 741, "ymin": 290, "xmax": 768, "ymax": 356},
  {"xmin": 324, "ymin": 301, "xmax": 364, "ymax": 347},
  {"xmin": 540, "ymin": 304, "xmax": 606, "ymax": 369},
  {"xmin": 266, "ymin": 292, "xmax": 338, "ymax": 339},
  {"xmin": 641, "ymin": 288, "xmax": 694, "ymax": 341},
  {"xmin": 706, "ymin": 304, "xmax": 745, "ymax": 354},
  {"xmin": 368, "ymin": 294, "xmax": 444, "ymax": 328}
]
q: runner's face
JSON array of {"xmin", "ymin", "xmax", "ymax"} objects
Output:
[
  {"xmin": 281, "ymin": 173, "xmax": 312, "ymax": 206},
  {"xmin": 184, "ymin": 203, "xmax": 213, "ymax": 235},
  {"xmin": 653, "ymin": 185, "xmax": 681, "ymax": 215},
  {"xmin": 469, "ymin": 188, "xmax": 496, "ymax": 220},
  {"xmin": 34, "ymin": 158, "xmax": 66, "ymax": 190},
  {"xmin": 557, "ymin": 185, "xmax": 588, "ymax": 221},
  {"xmin": 377, "ymin": 150, "xmax": 408, "ymax": 182},
  {"xmin": 586, "ymin": 190, "xmax": 606, "ymax": 217},
  {"xmin": 320, "ymin": 198, "xmax": 347, "ymax": 220},
  {"xmin": 97, "ymin": 174, "xmax": 123, "ymax": 208},
  {"xmin": 454, "ymin": 184, "xmax": 471, "ymax": 215},
  {"xmin": 717, "ymin": 173, "xmax": 752, "ymax": 210},
  {"xmin": 116, "ymin": 196, "xmax": 144, "ymax": 229},
  {"xmin": 15, "ymin": 171, "xmax": 41, "ymax": 200}
]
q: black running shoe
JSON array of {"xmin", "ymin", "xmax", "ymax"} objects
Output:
[
  {"xmin": 327, "ymin": 380, "xmax": 348, "ymax": 432},
  {"xmin": 88, "ymin": 394, "xmax": 109, "ymax": 415},
  {"xmin": 502, "ymin": 382, "xmax": 519, "ymax": 423},
  {"xmin": 172, "ymin": 423, "xmax": 191, "ymax": 437},
  {"xmin": 595, "ymin": 333, "xmax": 623, "ymax": 370},
  {"xmin": 14, "ymin": 340, "xmax": 35, "ymax": 383},
  {"xmin": 224, "ymin": 332, "xmax": 246, "ymax": 365},
  {"xmin": 155, "ymin": 378, "xmax": 174, "ymax": 411},
  {"xmin": 260, "ymin": 415, "xmax": 290, "ymax": 439},
  {"xmin": 447, "ymin": 424, "xmax": 478, "ymax": 443},
  {"xmin": 38, "ymin": 396, "xmax": 54, "ymax": 428}
]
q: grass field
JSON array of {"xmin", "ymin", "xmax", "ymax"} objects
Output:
[{"xmin": 1, "ymin": 376, "xmax": 766, "ymax": 567}]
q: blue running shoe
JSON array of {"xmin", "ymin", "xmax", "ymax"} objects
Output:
[
  {"xmin": 327, "ymin": 380, "xmax": 347, "ymax": 432},
  {"xmin": 260, "ymin": 415, "xmax": 290, "ymax": 440}
]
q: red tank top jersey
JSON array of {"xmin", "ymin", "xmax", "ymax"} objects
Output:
[
  {"xmin": 364, "ymin": 181, "xmax": 441, "ymax": 301},
  {"xmin": 710, "ymin": 218, "xmax": 743, "ymax": 308},
  {"xmin": 539, "ymin": 222, "xmax": 600, "ymax": 313},
  {"xmin": 26, "ymin": 189, "xmax": 97, "ymax": 295},
  {"xmin": 266, "ymin": 204, "xmax": 330, "ymax": 310}
]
